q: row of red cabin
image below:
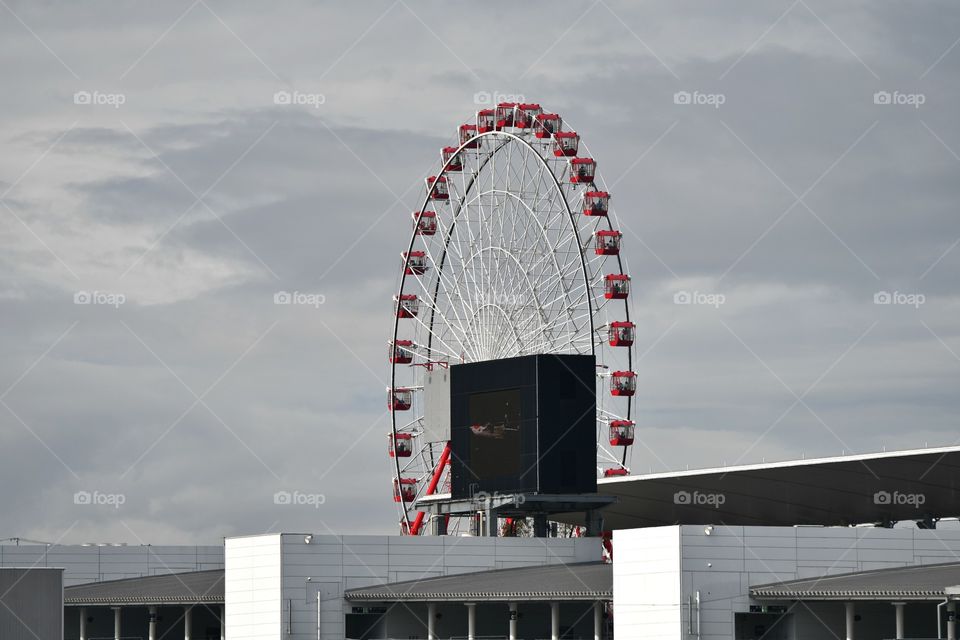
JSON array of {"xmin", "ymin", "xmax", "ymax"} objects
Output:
[
  {"xmin": 411, "ymin": 191, "xmax": 612, "ymax": 239},
  {"xmin": 392, "ymin": 271, "xmax": 629, "ymax": 321},
  {"xmin": 389, "ymin": 319, "xmax": 633, "ymax": 364},
  {"xmin": 424, "ymin": 153, "xmax": 595, "ymax": 198},
  {"xmin": 392, "ymin": 457, "xmax": 629, "ymax": 502},
  {"xmin": 386, "ymin": 417, "xmax": 633, "ymax": 461},
  {"xmin": 400, "ymin": 230, "xmax": 621, "ymax": 278},
  {"xmin": 387, "ymin": 368, "xmax": 635, "ymax": 413}
]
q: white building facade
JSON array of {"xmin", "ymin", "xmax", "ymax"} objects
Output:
[
  {"xmin": 225, "ymin": 532, "xmax": 601, "ymax": 639},
  {"xmin": 614, "ymin": 524, "xmax": 960, "ymax": 639}
]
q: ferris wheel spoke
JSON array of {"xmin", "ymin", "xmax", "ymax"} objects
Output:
[{"xmin": 415, "ymin": 253, "xmax": 477, "ymax": 358}]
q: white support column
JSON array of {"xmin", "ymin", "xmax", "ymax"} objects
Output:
[
  {"xmin": 465, "ymin": 603, "xmax": 476, "ymax": 640},
  {"xmin": 949, "ymin": 600, "xmax": 957, "ymax": 640},
  {"xmin": 220, "ymin": 604, "xmax": 225, "ymax": 640},
  {"xmin": 79, "ymin": 607, "xmax": 87, "ymax": 640},
  {"xmin": 508, "ymin": 602, "xmax": 518, "ymax": 640},
  {"xmin": 184, "ymin": 605, "xmax": 192, "ymax": 640},
  {"xmin": 427, "ymin": 602, "xmax": 437, "ymax": 640},
  {"xmin": 892, "ymin": 602, "xmax": 905, "ymax": 639},
  {"xmin": 593, "ymin": 601, "xmax": 603, "ymax": 640},
  {"xmin": 845, "ymin": 602, "xmax": 855, "ymax": 640},
  {"xmin": 550, "ymin": 602, "xmax": 560, "ymax": 640},
  {"xmin": 148, "ymin": 605, "xmax": 158, "ymax": 640},
  {"xmin": 113, "ymin": 607, "xmax": 122, "ymax": 640}
]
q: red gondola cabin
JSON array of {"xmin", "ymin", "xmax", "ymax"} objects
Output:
[
  {"xmin": 535, "ymin": 113, "xmax": 561, "ymax": 138},
  {"xmin": 595, "ymin": 230, "xmax": 621, "ymax": 255},
  {"xmin": 554, "ymin": 131, "xmax": 579, "ymax": 157},
  {"xmin": 426, "ymin": 176, "xmax": 448, "ymax": 200},
  {"xmin": 495, "ymin": 102, "xmax": 516, "ymax": 128},
  {"xmin": 459, "ymin": 124, "xmax": 479, "ymax": 149},
  {"xmin": 413, "ymin": 211, "xmax": 437, "ymax": 236},
  {"xmin": 394, "ymin": 294, "xmax": 420, "ymax": 318},
  {"xmin": 388, "ymin": 387, "xmax": 413, "ymax": 411},
  {"xmin": 610, "ymin": 371, "xmax": 637, "ymax": 397},
  {"xmin": 403, "ymin": 251, "xmax": 427, "ymax": 276},
  {"xmin": 389, "ymin": 339, "xmax": 414, "ymax": 364},
  {"xmin": 609, "ymin": 420, "xmax": 635, "ymax": 446},
  {"xmin": 388, "ymin": 432, "xmax": 413, "ymax": 457},
  {"xmin": 393, "ymin": 477, "xmax": 417, "ymax": 502},
  {"xmin": 584, "ymin": 191, "xmax": 609, "ymax": 216},
  {"xmin": 477, "ymin": 109, "xmax": 496, "ymax": 133},
  {"xmin": 604, "ymin": 274, "xmax": 630, "ymax": 299},
  {"xmin": 442, "ymin": 146, "xmax": 463, "ymax": 171},
  {"xmin": 514, "ymin": 103, "xmax": 542, "ymax": 129},
  {"xmin": 570, "ymin": 158, "xmax": 596, "ymax": 183},
  {"xmin": 604, "ymin": 467, "xmax": 630, "ymax": 477},
  {"xmin": 608, "ymin": 321, "xmax": 635, "ymax": 347}
]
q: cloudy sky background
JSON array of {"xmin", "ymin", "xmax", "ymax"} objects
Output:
[{"xmin": 1, "ymin": 0, "xmax": 958, "ymax": 544}]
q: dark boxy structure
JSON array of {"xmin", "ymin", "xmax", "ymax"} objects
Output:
[{"xmin": 450, "ymin": 354, "xmax": 597, "ymax": 499}]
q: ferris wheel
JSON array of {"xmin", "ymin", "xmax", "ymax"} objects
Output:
[{"xmin": 388, "ymin": 102, "xmax": 637, "ymax": 535}]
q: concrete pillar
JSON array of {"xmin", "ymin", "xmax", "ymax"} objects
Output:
[
  {"xmin": 112, "ymin": 607, "xmax": 122, "ymax": 640},
  {"xmin": 427, "ymin": 602, "xmax": 437, "ymax": 640},
  {"xmin": 220, "ymin": 605, "xmax": 225, "ymax": 640},
  {"xmin": 585, "ymin": 510, "xmax": 604, "ymax": 537},
  {"xmin": 892, "ymin": 602, "xmax": 905, "ymax": 639},
  {"xmin": 550, "ymin": 602, "xmax": 560, "ymax": 640},
  {"xmin": 465, "ymin": 603, "xmax": 476, "ymax": 640},
  {"xmin": 148, "ymin": 605, "xmax": 158, "ymax": 640},
  {"xmin": 486, "ymin": 508, "xmax": 497, "ymax": 536},
  {"xmin": 949, "ymin": 600, "xmax": 957, "ymax": 640},
  {"xmin": 508, "ymin": 602, "xmax": 518, "ymax": 640},
  {"xmin": 533, "ymin": 515, "xmax": 548, "ymax": 538},
  {"xmin": 594, "ymin": 601, "xmax": 603, "ymax": 640},
  {"xmin": 184, "ymin": 605, "xmax": 192, "ymax": 640},
  {"xmin": 845, "ymin": 602, "xmax": 855, "ymax": 640},
  {"xmin": 79, "ymin": 607, "xmax": 87, "ymax": 640}
]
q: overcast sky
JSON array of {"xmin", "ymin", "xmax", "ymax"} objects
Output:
[{"xmin": 1, "ymin": 1, "xmax": 958, "ymax": 544}]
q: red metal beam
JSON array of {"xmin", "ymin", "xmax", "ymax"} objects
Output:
[{"xmin": 409, "ymin": 442, "xmax": 451, "ymax": 536}]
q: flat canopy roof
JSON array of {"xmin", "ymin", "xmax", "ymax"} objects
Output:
[
  {"xmin": 751, "ymin": 562, "xmax": 960, "ymax": 601},
  {"xmin": 344, "ymin": 562, "xmax": 611, "ymax": 602},
  {"xmin": 567, "ymin": 445, "xmax": 960, "ymax": 529},
  {"xmin": 64, "ymin": 569, "xmax": 224, "ymax": 606}
]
